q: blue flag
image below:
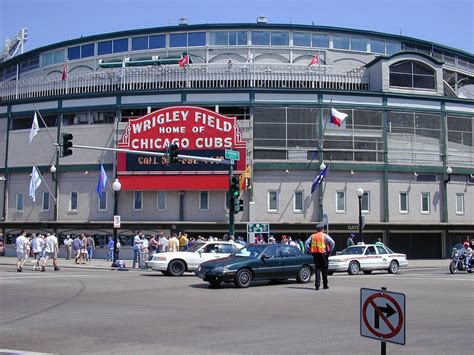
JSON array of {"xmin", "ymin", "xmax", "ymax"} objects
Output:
[
  {"xmin": 96, "ymin": 164, "xmax": 108, "ymax": 198},
  {"xmin": 311, "ymin": 164, "xmax": 329, "ymax": 194}
]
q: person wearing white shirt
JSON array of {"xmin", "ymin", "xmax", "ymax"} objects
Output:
[
  {"xmin": 15, "ymin": 230, "xmax": 29, "ymax": 272},
  {"xmin": 31, "ymin": 233, "xmax": 45, "ymax": 271},
  {"xmin": 39, "ymin": 233, "xmax": 60, "ymax": 272},
  {"xmin": 64, "ymin": 235, "xmax": 73, "ymax": 260}
]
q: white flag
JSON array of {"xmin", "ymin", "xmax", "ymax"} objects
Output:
[
  {"xmin": 29, "ymin": 112, "xmax": 40, "ymax": 144},
  {"xmin": 29, "ymin": 166, "xmax": 42, "ymax": 202}
]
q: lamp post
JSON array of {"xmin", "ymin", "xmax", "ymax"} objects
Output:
[
  {"xmin": 356, "ymin": 186, "xmax": 364, "ymax": 244},
  {"xmin": 318, "ymin": 162, "xmax": 326, "ymax": 222},
  {"xmin": 50, "ymin": 165, "xmax": 58, "ymax": 222},
  {"xmin": 112, "ymin": 178, "xmax": 121, "ymax": 263}
]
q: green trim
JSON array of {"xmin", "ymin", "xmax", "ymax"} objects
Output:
[{"xmin": 0, "ymin": 164, "xmax": 113, "ymax": 174}]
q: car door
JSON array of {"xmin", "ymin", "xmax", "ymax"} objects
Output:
[
  {"xmin": 215, "ymin": 243, "xmax": 236, "ymax": 259},
  {"xmin": 376, "ymin": 245, "xmax": 391, "ymax": 269},
  {"xmin": 189, "ymin": 243, "xmax": 220, "ymax": 269},
  {"xmin": 280, "ymin": 245, "xmax": 303, "ymax": 277},
  {"xmin": 253, "ymin": 245, "xmax": 284, "ymax": 280},
  {"xmin": 362, "ymin": 246, "xmax": 382, "ymax": 270}
]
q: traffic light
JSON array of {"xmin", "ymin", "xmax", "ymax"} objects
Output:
[
  {"xmin": 168, "ymin": 143, "xmax": 179, "ymax": 164},
  {"xmin": 230, "ymin": 176, "xmax": 240, "ymax": 198},
  {"xmin": 61, "ymin": 133, "xmax": 73, "ymax": 157},
  {"xmin": 234, "ymin": 199, "xmax": 244, "ymax": 214}
]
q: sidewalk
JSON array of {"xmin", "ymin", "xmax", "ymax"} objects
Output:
[
  {"xmin": 0, "ymin": 256, "xmax": 141, "ymax": 271},
  {"xmin": 0, "ymin": 256, "xmax": 447, "ymax": 271}
]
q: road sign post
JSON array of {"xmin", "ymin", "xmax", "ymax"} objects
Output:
[{"xmin": 360, "ymin": 287, "xmax": 406, "ymax": 354}]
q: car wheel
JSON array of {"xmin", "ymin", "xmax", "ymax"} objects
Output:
[
  {"xmin": 388, "ymin": 260, "xmax": 399, "ymax": 274},
  {"xmin": 209, "ymin": 280, "xmax": 222, "ymax": 287},
  {"xmin": 297, "ymin": 265, "xmax": 312, "ymax": 283},
  {"xmin": 235, "ymin": 269, "xmax": 252, "ymax": 288},
  {"xmin": 363, "ymin": 270, "xmax": 372, "ymax": 275},
  {"xmin": 348, "ymin": 261, "xmax": 360, "ymax": 275},
  {"xmin": 167, "ymin": 260, "xmax": 186, "ymax": 276}
]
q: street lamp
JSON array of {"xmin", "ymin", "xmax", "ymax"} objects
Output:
[
  {"xmin": 356, "ymin": 186, "xmax": 364, "ymax": 244},
  {"xmin": 112, "ymin": 178, "xmax": 121, "ymax": 264},
  {"xmin": 445, "ymin": 166, "xmax": 453, "ymax": 183},
  {"xmin": 50, "ymin": 165, "xmax": 57, "ymax": 181},
  {"xmin": 318, "ymin": 162, "xmax": 327, "ymax": 222}
]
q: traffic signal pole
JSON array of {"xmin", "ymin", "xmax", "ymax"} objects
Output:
[{"xmin": 229, "ymin": 161, "xmax": 235, "ymax": 236}]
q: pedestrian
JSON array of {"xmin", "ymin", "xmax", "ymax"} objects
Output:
[
  {"xmin": 132, "ymin": 231, "xmax": 142, "ymax": 268},
  {"xmin": 149, "ymin": 234, "xmax": 159, "ymax": 258},
  {"xmin": 305, "ymin": 223, "xmax": 335, "ymax": 291},
  {"xmin": 72, "ymin": 235, "xmax": 82, "ymax": 262},
  {"xmin": 31, "ymin": 233, "xmax": 45, "ymax": 271},
  {"xmin": 140, "ymin": 235, "xmax": 149, "ymax": 268},
  {"xmin": 86, "ymin": 234, "xmax": 95, "ymax": 261},
  {"xmin": 297, "ymin": 238, "xmax": 305, "ymax": 252},
  {"xmin": 347, "ymin": 234, "xmax": 355, "ymax": 248},
  {"xmin": 179, "ymin": 232, "xmax": 189, "ymax": 251},
  {"xmin": 375, "ymin": 238, "xmax": 384, "ymax": 246},
  {"xmin": 64, "ymin": 235, "xmax": 73, "ymax": 260},
  {"xmin": 15, "ymin": 230, "xmax": 29, "ymax": 272},
  {"xmin": 116, "ymin": 238, "xmax": 121, "ymax": 259},
  {"xmin": 106, "ymin": 236, "xmax": 114, "ymax": 261},
  {"xmin": 39, "ymin": 233, "xmax": 60, "ymax": 272},
  {"xmin": 168, "ymin": 233, "xmax": 179, "ymax": 252},
  {"xmin": 158, "ymin": 232, "xmax": 168, "ymax": 252}
]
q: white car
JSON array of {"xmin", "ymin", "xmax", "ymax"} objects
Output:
[
  {"xmin": 328, "ymin": 244, "xmax": 408, "ymax": 275},
  {"xmin": 146, "ymin": 241, "xmax": 243, "ymax": 276}
]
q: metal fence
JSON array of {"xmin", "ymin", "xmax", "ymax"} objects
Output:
[{"xmin": 0, "ymin": 63, "xmax": 369, "ymax": 101}]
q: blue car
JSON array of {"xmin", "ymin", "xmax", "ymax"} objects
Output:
[{"xmin": 195, "ymin": 243, "xmax": 314, "ymax": 288}]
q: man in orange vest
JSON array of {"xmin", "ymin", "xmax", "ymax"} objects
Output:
[{"xmin": 305, "ymin": 223, "xmax": 335, "ymax": 290}]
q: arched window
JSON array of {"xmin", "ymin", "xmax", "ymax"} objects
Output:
[{"xmin": 389, "ymin": 60, "xmax": 436, "ymax": 89}]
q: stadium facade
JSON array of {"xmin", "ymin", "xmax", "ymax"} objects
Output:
[{"xmin": 0, "ymin": 20, "xmax": 473, "ymax": 258}]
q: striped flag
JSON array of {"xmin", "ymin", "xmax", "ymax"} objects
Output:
[
  {"xmin": 311, "ymin": 164, "xmax": 329, "ymax": 194},
  {"xmin": 330, "ymin": 108, "xmax": 348, "ymax": 127}
]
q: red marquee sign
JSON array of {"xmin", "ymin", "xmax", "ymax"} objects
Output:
[{"xmin": 117, "ymin": 106, "xmax": 247, "ymax": 190}]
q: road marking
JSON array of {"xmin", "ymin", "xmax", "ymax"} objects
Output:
[
  {"xmin": 0, "ymin": 349, "xmax": 52, "ymax": 354},
  {"xmin": 0, "ymin": 274, "xmax": 121, "ymax": 280}
]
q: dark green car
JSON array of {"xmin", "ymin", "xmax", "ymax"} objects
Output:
[{"xmin": 195, "ymin": 243, "xmax": 314, "ymax": 288}]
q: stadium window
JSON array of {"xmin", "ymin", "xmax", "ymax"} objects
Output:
[
  {"xmin": 389, "ymin": 60, "xmax": 435, "ymax": 90},
  {"xmin": 386, "ymin": 41, "xmax": 401, "ymax": 55},
  {"xmin": 252, "ymin": 31, "xmax": 270, "ymax": 45},
  {"xmin": 69, "ymin": 192, "xmax": 78, "ymax": 211},
  {"xmin": 157, "ymin": 191, "xmax": 167, "ymax": 210},
  {"xmin": 199, "ymin": 191, "xmax": 209, "ymax": 211},
  {"xmin": 169, "ymin": 33, "xmax": 187, "ymax": 47},
  {"xmin": 351, "ymin": 37, "xmax": 367, "ymax": 52},
  {"xmin": 294, "ymin": 190, "xmax": 304, "ymax": 212},
  {"xmin": 230, "ymin": 31, "xmax": 247, "ymax": 45},
  {"xmin": 188, "ymin": 32, "xmax": 206, "ymax": 46},
  {"xmin": 42, "ymin": 192, "xmax": 50, "ymax": 212},
  {"xmin": 133, "ymin": 191, "xmax": 143, "ymax": 211},
  {"xmin": 293, "ymin": 32, "xmax": 311, "ymax": 47},
  {"xmin": 98, "ymin": 40, "xmax": 113, "ymax": 55},
  {"xmin": 29, "ymin": 56, "xmax": 40, "ymax": 69},
  {"xmin": 149, "ymin": 34, "xmax": 166, "ymax": 49},
  {"xmin": 81, "ymin": 43, "xmax": 94, "ymax": 58},
  {"xmin": 210, "ymin": 31, "xmax": 228, "ymax": 45},
  {"xmin": 113, "ymin": 38, "xmax": 128, "ymax": 53},
  {"xmin": 333, "ymin": 35, "xmax": 350, "ymax": 50},
  {"xmin": 399, "ymin": 192, "xmax": 408, "ymax": 213},
  {"xmin": 132, "ymin": 36, "xmax": 149, "ymax": 50},
  {"xmin": 268, "ymin": 191, "xmax": 279, "ymax": 212},
  {"xmin": 16, "ymin": 193, "xmax": 24, "ymax": 212},
  {"xmin": 53, "ymin": 50, "xmax": 65, "ymax": 63},
  {"xmin": 98, "ymin": 191, "xmax": 107, "ymax": 211},
  {"xmin": 312, "ymin": 34, "xmax": 329, "ymax": 48},
  {"xmin": 68, "ymin": 46, "xmax": 81, "ymax": 60},
  {"xmin": 456, "ymin": 193, "xmax": 464, "ymax": 214},
  {"xmin": 271, "ymin": 32, "xmax": 289, "ymax": 46},
  {"xmin": 336, "ymin": 191, "xmax": 346, "ymax": 213},
  {"xmin": 421, "ymin": 192, "xmax": 430, "ymax": 214},
  {"xmin": 370, "ymin": 39, "xmax": 385, "ymax": 54}
]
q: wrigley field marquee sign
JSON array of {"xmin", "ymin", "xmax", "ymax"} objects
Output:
[{"xmin": 117, "ymin": 106, "xmax": 247, "ymax": 190}]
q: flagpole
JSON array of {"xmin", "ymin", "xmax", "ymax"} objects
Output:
[
  {"xmin": 32, "ymin": 162, "xmax": 57, "ymax": 203},
  {"xmin": 32, "ymin": 106, "xmax": 57, "ymax": 144},
  {"xmin": 15, "ymin": 64, "xmax": 20, "ymax": 100}
]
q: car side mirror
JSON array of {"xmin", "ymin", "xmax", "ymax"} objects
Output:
[{"xmin": 261, "ymin": 253, "xmax": 270, "ymax": 260}]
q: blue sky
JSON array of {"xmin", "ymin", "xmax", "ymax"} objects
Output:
[{"xmin": 1, "ymin": 0, "xmax": 473, "ymax": 54}]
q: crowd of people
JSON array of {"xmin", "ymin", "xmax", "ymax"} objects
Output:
[{"xmin": 12, "ymin": 230, "xmax": 60, "ymax": 272}]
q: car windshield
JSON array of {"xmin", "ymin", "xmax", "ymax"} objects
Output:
[
  {"xmin": 338, "ymin": 246, "xmax": 365, "ymax": 255},
  {"xmin": 236, "ymin": 244, "xmax": 266, "ymax": 258},
  {"xmin": 186, "ymin": 243, "xmax": 206, "ymax": 252}
]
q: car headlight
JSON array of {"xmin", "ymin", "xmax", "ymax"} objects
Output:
[{"xmin": 213, "ymin": 266, "xmax": 229, "ymax": 273}]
